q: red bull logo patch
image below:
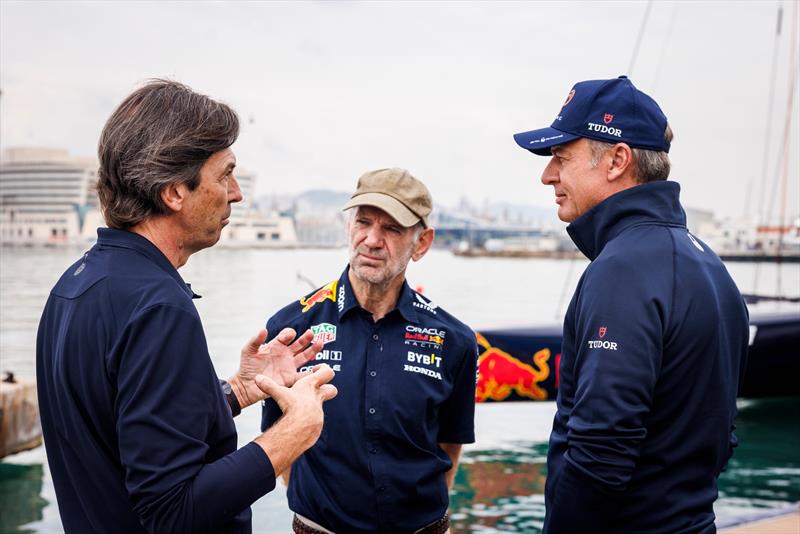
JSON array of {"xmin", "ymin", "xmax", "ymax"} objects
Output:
[
  {"xmin": 475, "ymin": 332, "xmax": 551, "ymax": 402},
  {"xmin": 300, "ymin": 280, "xmax": 337, "ymax": 313}
]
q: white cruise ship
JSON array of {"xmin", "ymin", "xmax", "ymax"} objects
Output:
[
  {"xmin": 0, "ymin": 147, "xmax": 100, "ymax": 245},
  {"xmin": 0, "ymin": 147, "xmax": 296, "ymax": 246}
]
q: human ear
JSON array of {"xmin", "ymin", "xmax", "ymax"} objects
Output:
[
  {"xmin": 160, "ymin": 182, "xmax": 190, "ymax": 213},
  {"xmin": 607, "ymin": 143, "xmax": 634, "ymax": 182},
  {"xmin": 411, "ymin": 228, "xmax": 435, "ymax": 262}
]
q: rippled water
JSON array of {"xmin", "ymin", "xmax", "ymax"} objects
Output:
[{"xmin": 1, "ymin": 245, "xmax": 798, "ymax": 533}]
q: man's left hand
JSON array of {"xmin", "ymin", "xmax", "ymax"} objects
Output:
[{"xmin": 228, "ymin": 328, "xmax": 322, "ymax": 410}]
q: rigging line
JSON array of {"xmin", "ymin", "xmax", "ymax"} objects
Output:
[
  {"xmin": 651, "ymin": 1, "xmax": 678, "ymax": 92},
  {"xmin": 628, "ymin": 0, "xmax": 654, "ymax": 76},
  {"xmin": 775, "ymin": 0, "xmax": 798, "ymax": 300},
  {"xmin": 751, "ymin": 3, "xmax": 784, "ymax": 295},
  {"xmin": 748, "ymin": 4, "xmax": 783, "ymax": 221},
  {"xmin": 554, "ymin": 257, "xmax": 577, "ymax": 321}
]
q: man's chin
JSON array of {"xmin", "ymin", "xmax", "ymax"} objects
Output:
[{"xmin": 351, "ymin": 264, "xmax": 389, "ymax": 285}]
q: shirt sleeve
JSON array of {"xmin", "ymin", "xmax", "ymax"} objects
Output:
[
  {"xmin": 114, "ymin": 304, "xmax": 276, "ymax": 533},
  {"xmin": 436, "ymin": 332, "xmax": 479, "ymax": 444},
  {"xmin": 546, "ymin": 258, "xmax": 668, "ymax": 532}
]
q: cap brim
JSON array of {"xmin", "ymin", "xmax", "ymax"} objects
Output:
[
  {"xmin": 513, "ymin": 127, "xmax": 580, "ymax": 156},
  {"xmin": 342, "ymin": 192, "xmax": 422, "ymax": 227}
]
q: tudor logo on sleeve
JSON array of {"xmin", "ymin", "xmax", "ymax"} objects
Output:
[{"xmin": 587, "ymin": 326, "xmax": 618, "ymax": 350}]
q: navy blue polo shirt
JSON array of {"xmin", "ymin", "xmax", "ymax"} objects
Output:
[
  {"xmin": 261, "ymin": 268, "xmax": 478, "ymax": 533},
  {"xmin": 36, "ymin": 228, "xmax": 276, "ymax": 533}
]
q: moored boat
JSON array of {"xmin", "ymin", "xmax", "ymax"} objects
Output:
[{"xmin": 475, "ymin": 312, "xmax": 800, "ymax": 402}]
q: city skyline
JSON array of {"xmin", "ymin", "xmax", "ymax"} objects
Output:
[{"xmin": 1, "ymin": 1, "xmax": 798, "ymax": 223}]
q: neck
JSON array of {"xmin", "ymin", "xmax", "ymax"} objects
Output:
[
  {"xmin": 348, "ymin": 268, "xmax": 406, "ymax": 322},
  {"xmin": 130, "ymin": 216, "xmax": 192, "ymax": 269}
]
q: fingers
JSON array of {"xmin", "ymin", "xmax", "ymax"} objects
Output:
[
  {"xmin": 273, "ymin": 328, "xmax": 297, "ymax": 346},
  {"xmin": 254, "ymin": 373, "xmax": 283, "ymax": 401},
  {"xmin": 243, "ymin": 328, "xmax": 268, "ymax": 354},
  {"xmin": 292, "ymin": 336, "xmax": 324, "ymax": 368},
  {"xmin": 319, "ymin": 383, "xmax": 338, "ymax": 401},
  {"xmin": 299, "ymin": 363, "xmax": 335, "ymax": 387},
  {"xmin": 287, "ymin": 329, "xmax": 315, "ymax": 352}
]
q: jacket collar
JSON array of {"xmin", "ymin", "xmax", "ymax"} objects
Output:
[
  {"xmin": 95, "ymin": 228, "xmax": 200, "ymax": 299},
  {"xmin": 337, "ymin": 266, "xmax": 418, "ymax": 323},
  {"xmin": 566, "ymin": 181, "xmax": 686, "ymax": 261}
]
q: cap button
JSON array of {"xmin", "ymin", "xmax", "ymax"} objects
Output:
[{"xmin": 618, "ymin": 75, "xmax": 628, "ymax": 79}]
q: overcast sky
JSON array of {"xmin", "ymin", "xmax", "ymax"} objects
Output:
[{"xmin": 1, "ymin": 1, "xmax": 797, "ymax": 221}]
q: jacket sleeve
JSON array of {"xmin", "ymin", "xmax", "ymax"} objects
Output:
[
  {"xmin": 546, "ymin": 258, "xmax": 668, "ymax": 532},
  {"xmin": 114, "ymin": 304, "xmax": 276, "ymax": 533}
]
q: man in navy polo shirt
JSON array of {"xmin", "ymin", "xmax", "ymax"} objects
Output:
[
  {"xmin": 513, "ymin": 76, "xmax": 749, "ymax": 533},
  {"xmin": 36, "ymin": 79, "xmax": 337, "ymax": 533},
  {"xmin": 261, "ymin": 168, "xmax": 479, "ymax": 534}
]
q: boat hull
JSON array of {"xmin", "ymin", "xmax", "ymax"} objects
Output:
[{"xmin": 475, "ymin": 312, "xmax": 799, "ymax": 402}]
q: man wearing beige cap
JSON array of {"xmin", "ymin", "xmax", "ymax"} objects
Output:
[{"xmin": 261, "ymin": 168, "xmax": 479, "ymax": 534}]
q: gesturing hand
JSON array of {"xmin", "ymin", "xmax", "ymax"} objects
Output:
[
  {"xmin": 228, "ymin": 328, "xmax": 323, "ymax": 410},
  {"xmin": 254, "ymin": 364, "xmax": 338, "ymax": 471}
]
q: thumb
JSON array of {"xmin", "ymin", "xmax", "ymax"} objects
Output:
[
  {"xmin": 255, "ymin": 374, "xmax": 288, "ymax": 410},
  {"xmin": 244, "ymin": 328, "xmax": 268, "ymax": 354},
  {"xmin": 319, "ymin": 384, "xmax": 338, "ymax": 402}
]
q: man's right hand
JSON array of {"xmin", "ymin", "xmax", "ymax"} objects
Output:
[{"xmin": 252, "ymin": 364, "xmax": 337, "ymax": 474}]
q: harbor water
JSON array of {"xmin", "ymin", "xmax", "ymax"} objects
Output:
[{"xmin": 1, "ymin": 245, "xmax": 799, "ymax": 533}]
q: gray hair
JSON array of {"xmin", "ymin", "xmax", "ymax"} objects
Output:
[
  {"xmin": 588, "ymin": 124, "xmax": 673, "ymax": 183},
  {"xmin": 96, "ymin": 79, "xmax": 239, "ymax": 229}
]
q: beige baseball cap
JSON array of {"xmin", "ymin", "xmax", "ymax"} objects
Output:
[{"xmin": 342, "ymin": 168, "xmax": 432, "ymax": 227}]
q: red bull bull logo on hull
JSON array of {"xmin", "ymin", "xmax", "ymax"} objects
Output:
[{"xmin": 475, "ymin": 332, "xmax": 552, "ymax": 402}]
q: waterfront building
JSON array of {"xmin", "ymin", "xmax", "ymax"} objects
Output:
[
  {"xmin": 0, "ymin": 147, "xmax": 298, "ymax": 247},
  {"xmin": 0, "ymin": 148, "xmax": 99, "ymax": 245}
]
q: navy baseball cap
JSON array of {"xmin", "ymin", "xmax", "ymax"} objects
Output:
[{"xmin": 513, "ymin": 75, "xmax": 670, "ymax": 155}]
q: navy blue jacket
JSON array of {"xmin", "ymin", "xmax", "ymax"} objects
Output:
[
  {"xmin": 261, "ymin": 268, "xmax": 478, "ymax": 533},
  {"xmin": 544, "ymin": 182, "xmax": 749, "ymax": 534},
  {"xmin": 36, "ymin": 228, "xmax": 276, "ymax": 533}
]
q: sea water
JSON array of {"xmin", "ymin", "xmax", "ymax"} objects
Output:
[{"xmin": 1, "ymin": 246, "xmax": 798, "ymax": 533}]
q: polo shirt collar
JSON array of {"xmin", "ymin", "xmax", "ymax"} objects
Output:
[
  {"xmin": 95, "ymin": 227, "xmax": 200, "ymax": 299},
  {"xmin": 337, "ymin": 266, "xmax": 419, "ymax": 323}
]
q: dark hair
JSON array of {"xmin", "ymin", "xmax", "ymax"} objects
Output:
[{"xmin": 96, "ymin": 79, "xmax": 239, "ymax": 228}]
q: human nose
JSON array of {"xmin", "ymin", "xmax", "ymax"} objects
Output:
[
  {"xmin": 363, "ymin": 226, "xmax": 383, "ymax": 248},
  {"xmin": 229, "ymin": 173, "xmax": 243, "ymax": 203},
  {"xmin": 541, "ymin": 157, "xmax": 559, "ymax": 185}
]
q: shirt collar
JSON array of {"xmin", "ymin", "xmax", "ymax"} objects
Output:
[
  {"xmin": 95, "ymin": 227, "xmax": 201, "ymax": 299},
  {"xmin": 337, "ymin": 266, "xmax": 419, "ymax": 323},
  {"xmin": 566, "ymin": 181, "xmax": 686, "ymax": 261}
]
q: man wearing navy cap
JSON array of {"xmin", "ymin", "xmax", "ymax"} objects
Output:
[
  {"xmin": 513, "ymin": 76, "xmax": 749, "ymax": 533},
  {"xmin": 261, "ymin": 168, "xmax": 479, "ymax": 534}
]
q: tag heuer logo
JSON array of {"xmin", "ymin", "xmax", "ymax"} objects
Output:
[{"xmin": 311, "ymin": 323, "xmax": 337, "ymax": 345}]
